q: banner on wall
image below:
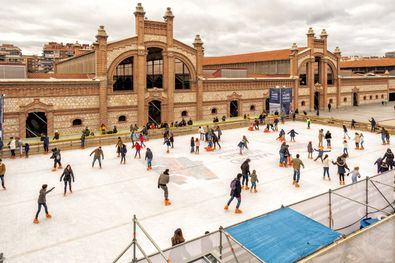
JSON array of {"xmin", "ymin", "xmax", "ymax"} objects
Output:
[
  {"xmin": 268, "ymin": 88, "xmax": 293, "ymax": 114},
  {"xmin": 0, "ymin": 95, "xmax": 4, "ymax": 140}
]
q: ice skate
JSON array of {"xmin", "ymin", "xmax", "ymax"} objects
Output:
[
  {"xmin": 224, "ymin": 205, "xmax": 229, "ymax": 210},
  {"xmin": 46, "ymin": 214, "xmax": 52, "ymax": 219},
  {"xmin": 33, "ymin": 218, "xmax": 39, "ymax": 224},
  {"xmin": 241, "ymin": 185, "xmax": 244, "ymax": 190},
  {"xmin": 164, "ymin": 199, "xmax": 172, "ymax": 206},
  {"xmin": 254, "ymin": 189, "xmax": 257, "ymax": 193},
  {"xmin": 51, "ymin": 168, "xmax": 57, "ymax": 172},
  {"xmin": 245, "ymin": 186, "xmax": 250, "ymax": 190},
  {"xmin": 58, "ymin": 165, "xmax": 63, "ymax": 169},
  {"xmin": 235, "ymin": 208, "xmax": 243, "ymax": 214},
  {"xmin": 295, "ymin": 183, "xmax": 300, "ymax": 188},
  {"xmin": 292, "ymin": 180, "xmax": 296, "ymax": 185}
]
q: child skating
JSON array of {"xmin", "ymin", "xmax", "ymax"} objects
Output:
[
  {"xmin": 164, "ymin": 137, "xmax": 171, "ymax": 153},
  {"xmin": 287, "ymin": 129, "xmax": 298, "ymax": 142},
  {"xmin": 343, "ymin": 139, "xmax": 349, "ymax": 156},
  {"xmin": 50, "ymin": 148, "xmax": 62, "ymax": 171},
  {"xmin": 307, "ymin": 141, "xmax": 313, "ymax": 159},
  {"xmin": 347, "ymin": 167, "xmax": 361, "ymax": 183},
  {"xmin": 33, "ymin": 184, "xmax": 55, "ymax": 224},
  {"xmin": 250, "ymin": 170, "xmax": 259, "ymax": 193},
  {"xmin": 145, "ymin": 148, "xmax": 153, "ymax": 170},
  {"xmin": 120, "ymin": 144, "xmax": 127, "ymax": 164},
  {"xmin": 314, "ymin": 146, "xmax": 330, "ymax": 162},
  {"xmin": 195, "ymin": 138, "xmax": 200, "ymax": 154},
  {"xmin": 133, "ymin": 141, "xmax": 142, "ymax": 159},
  {"xmin": 60, "ymin": 165, "xmax": 75, "ymax": 196}
]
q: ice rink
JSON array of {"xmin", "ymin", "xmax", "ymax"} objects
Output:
[{"xmin": 0, "ymin": 121, "xmax": 390, "ymax": 262}]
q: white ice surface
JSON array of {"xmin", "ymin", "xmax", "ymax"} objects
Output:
[{"xmin": 0, "ymin": 121, "xmax": 389, "ymax": 262}]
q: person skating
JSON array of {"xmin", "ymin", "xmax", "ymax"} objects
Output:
[
  {"xmin": 195, "ymin": 138, "xmax": 200, "ymax": 154},
  {"xmin": 343, "ymin": 139, "xmax": 349, "ymax": 156},
  {"xmin": 16, "ymin": 137, "xmax": 23, "ymax": 158},
  {"xmin": 190, "ymin": 137, "xmax": 195, "ymax": 153},
  {"xmin": 60, "ymin": 165, "xmax": 75, "ymax": 196},
  {"xmin": 314, "ymin": 146, "xmax": 330, "ymax": 162},
  {"xmin": 90, "ymin": 146, "xmax": 104, "ymax": 168},
  {"xmin": 322, "ymin": 154, "xmax": 331, "ymax": 180},
  {"xmin": 120, "ymin": 144, "xmax": 127, "ymax": 164},
  {"xmin": 273, "ymin": 117, "xmax": 279, "ymax": 131},
  {"xmin": 307, "ymin": 141, "xmax": 313, "ymax": 159},
  {"xmin": 43, "ymin": 135, "xmax": 49, "ymax": 154},
  {"xmin": 24, "ymin": 143, "xmax": 30, "ymax": 158},
  {"xmin": 0, "ymin": 159, "xmax": 6, "ymax": 190},
  {"xmin": 116, "ymin": 137, "xmax": 123, "ymax": 157},
  {"xmin": 145, "ymin": 148, "xmax": 153, "ymax": 170},
  {"xmin": 374, "ymin": 157, "xmax": 383, "ymax": 173},
  {"xmin": 287, "ymin": 129, "xmax": 298, "ymax": 142},
  {"xmin": 132, "ymin": 141, "xmax": 142, "ymax": 159},
  {"xmin": 216, "ymin": 126, "xmax": 222, "ymax": 141},
  {"xmin": 242, "ymin": 135, "xmax": 249, "ymax": 150},
  {"xmin": 306, "ymin": 118, "xmax": 311, "ymax": 129},
  {"xmin": 292, "ymin": 154, "xmax": 304, "ymax": 188},
  {"xmin": 382, "ymin": 148, "xmax": 394, "ymax": 170},
  {"xmin": 279, "ymin": 142, "xmax": 287, "ymax": 166},
  {"xmin": 80, "ymin": 132, "xmax": 86, "ymax": 149},
  {"xmin": 158, "ymin": 169, "xmax": 171, "ymax": 206},
  {"xmin": 164, "ymin": 137, "xmax": 171, "ymax": 153},
  {"xmin": 332, "ymin": 157, "xmax": 350, "ymax": 185},
  {"xmin": 380, "ymin": 161, "xmax": 389, "ymax": 173},
  {"xmin": 317, "ymin": 129, "xmax": 324, "ymax": 148},
  {"xmin": 33, "ymin": 184, "xmax": 55, "ymax": 224},
  {"xmin": 240, "ymin": 159, "xmax": 251, "ymax": 190},
  {"xmin": 250, "ymin": 170, "xmax": 259, "ymax": 193},
  {"xmin": 8, "ymin": 137, "xmax": 16, "ymax": 159},
  {"xmin": 347, "ymin": 167, "xmax": 361, "ymax": 184},
  {"xmin": 354, "ymin": 133, "xmax": 361, "ymax": 150},
  {"xmin": 139, "ymin": 133, "xmax": 146, "ymax": 148},
  {"xmin": 325, "ymin": 130, "xmax": 332, "ymax": 149},
  {"xmin": 224, "ymin": 174, "xmax": 243, "ymax": 214},
  {"xmin": 369, "ymin": 118, "xmax": 377, "ymax": 132},
  {"xmin": 385, "ymin": 129, "xmax": 390, "ymax": 145},
  {"xmin": 351, "ymin": 119, "xmax": 357, "ymax": 129},
  {"xmin": 212, "ymin": 133, "xmax": 221, "ymax": 150},
  {"xmin": 276, "ymin": 129, "xmax": 286, "ymax": 142},
  {"xmin": 199, "ymin": 126, "xmax": 205, "ymax": 141},
  {"xmin": 50, "ymin": 148, "xmax": 62, "ymax": 171},
  {"xmin": 169, "ymin": 132, "xmax": 174, "ymax": 148},
  {"xmin": 171, "ymin": 228, "xmax": 185, "ymax": 246},
  {"xmin": 342, "ymin": 125, "xmax": 350, "ymax": 139},
  {"xmin": 378, "ymin": 128, "xmax": 387, "ymax": 145}
]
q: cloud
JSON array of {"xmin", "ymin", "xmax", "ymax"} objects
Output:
[{"xmin": 0, "ymin": 0, "xmax": 394, "ymax": 56}]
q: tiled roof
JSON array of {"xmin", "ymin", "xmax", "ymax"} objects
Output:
[
  {"xmin": 203, "ymin": 48, "xmax": 306, "ymax": 65},
  {"xmin": 340, "ymin": 58, "xmax": 395, "ymax": 68}
]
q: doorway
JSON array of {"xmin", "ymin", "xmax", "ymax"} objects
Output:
[
  {"xmin": 353, "ymin": 92, "xmax": 359, "ymax": 106},
  {"xmin": 389, "ymin": 93, "xmax": 395, "ymax": 101},
  {"xmin": 314, "ymin": 92, "xmax": 320, "ymax": 111},
  {"xmin": 265, "ymin": 98, "xmax": 270, "ymax": 112},
  {"xmin": 148, "ymin": 100, "xmax": 161, "ymax": 125},
  {"xmin": 230, "ymin": 100, "xmax": 239, "ymax": 117},
  {"xmin": 26, "ymin": 112, "xmax": 47, "ymax": 138}
]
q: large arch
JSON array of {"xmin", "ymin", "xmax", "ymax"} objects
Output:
[{"xmin": 107, "ymin": 50, "xmax": 137, "ymax": 85}]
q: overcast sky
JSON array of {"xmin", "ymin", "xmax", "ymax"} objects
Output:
[{"xmin": 1, "ymin": 0, "xmax": 394, "ymax": 57}]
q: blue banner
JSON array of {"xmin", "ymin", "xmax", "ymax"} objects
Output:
[
  {"xmin": 269, "ymin": 89, "xmax": 281, "ymax": 104},
  {"xmin": 281, "ymin": 88, "xmax": 292, "ymax": 103}
]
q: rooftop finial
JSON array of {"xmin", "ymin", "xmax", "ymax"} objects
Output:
[
  {"xmin": 134, "ymin": 3, "xmax": 145, "ymax": 16},
  {"xmin": 320, "ymin": 29, "xmax": 328, "ymax": 38},
  {"xmin": 334, "ymin": 46, "xmax": 341, "ymax": 55},
  {"xmin": 164, "ymin": 7, "xmax": 174, "ymax": 19},
  {"xmin": 307, "ymin": 27, "xmax": 315, "ymax": 36},
  {"xmin": 96, "ymin": 25, "xmax": 108, "ymax": 38},
  {"xmin": 193, "ymin": 34, "xmax": 203, "ymax": 48},
  {"xmin": 291, "ymin": 43, "xmax": 298, "ymax": 51}
]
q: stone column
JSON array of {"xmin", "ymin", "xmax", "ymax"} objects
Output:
[
  {"xmin": 334, "ymin": 47, "xmax": 342, "ymax": 108},
  {"xmin": 290, "ymin": 43, "xmax": 299, "ymax": 111},
  {"xmin": 307, "ymin": 59, "xmax": 315, "ymax": 111},
  {"xmin": 321, "ymin": 60, "xmax": 327, "ymax": 110},
  {"xmin": 46, "ymin": 111, "xmax": 54, "ymax": 136},
  {"xmin": 193, "ymin": 35, "xmax": 204, "ymax": 120},
  {"xmin": 93, "ymin": 25, "xmax": 108, "ymax": 127},
  {"xmin": 166, "ymin": 52, "xmax": 175, "ymax": 123},
  {"xmin": 18, "ymin": 112, "xmax": 26, "ymax": 138}
]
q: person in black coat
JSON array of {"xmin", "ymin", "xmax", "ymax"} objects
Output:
[
  {"xmin": 60, "ymin": 165, "xmax": 75, "ymax": 196},
  {"xmin": 325, "ymin": 131, "xmax": 332, "ymax": 148},
  {"xmin": 240, "ymin": 159, "xmax": 251, "ymax": 190},
  {"xmin": 224, "ymin": 173, "xmax": 243, "ymax": 213},
  {"xmin": 382, "ymin": 149, "xmax": 394, "ymax": 170},
  {"xmin": 332, "ymin": 157, "xmax": 350, "ymax": 185}
]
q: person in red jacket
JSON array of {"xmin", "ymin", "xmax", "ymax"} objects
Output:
[
  {"xmin": 133, "ymin": 142, "xmax": 142, "ymax": 159},
  {"xmin": 139, "ymin": 134, "xmax": 146, "ymax": 148}
]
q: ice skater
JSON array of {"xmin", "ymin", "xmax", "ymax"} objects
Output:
[
  {"xmin": 342, "ymin": 125, "xmax": 351, "ymax": 139},
  {"xmin": 276, "ymin": 129, "xmax": 286, "ymax": 142},
  {"xmin": 292, "ymin": 154, "xmax": 304, "ymax": 188},
  {"xmin": 116, "ymin": 137, "xmax": 123, "ymax": 157},
  {"xmin": 90, "ymin": 146, "xmax": 104, "ymax": 168},
  {"xmin": 169, "ymin": 132, "xmax": 174, "ymax": 148},
  {"xmin": 374, "ymin": 157, "xmax": 383, "ymax": 173},
  {"xmin": 369, "ymin": 118, "xmax": 377, "ymax": 132},
  {"xmin": 382, "ymin": 148, "xmax": 394, "ymax": 170},
  {"xmin": 287, "ymin": 129, "xmax": 298, "ymax": 142},
  {"xmin": 343, "ymin": 139, "xmax": 349, "ymax": 156},
  {"xmin": 347, "ymin": 167, "xmax": 361, "ymax": 184},
  {"xmin": 325, "ymin": 130, "xmax": 332, "ymax": 149},
  {"xmin": 379, "ymin": 128, "xmax": 387, "ymax": 145},
  {"xmin": 0, "ymin": 159, "xmax": 6, "ymax": 190},
  {"xmin": 242, "ymin": 136, "xmax": 249, "ymax": 150},
  {"xmin": 332, "ymin": 157, "xmax": 350, "ymax": 185},
  {"xmin": 158, "ymin": 169, "xmax": 171, "ymax": 206},
  {"xmin": 139, "ymin": 133, "xmax": 146, "ymax": 148},
  {"xmin": 33, "ymin": 184, "xmax": 55, "ymax": 224},
  {"xmin": 60, "ymin": 165, "xmax": 75, "ymax": 196},
  {"xmin": 190, "ymin": 137, "xmax": 195, "ymax": 153},
  {"xmin": 322, "ymin": 154, "xmax": 331, "ymax": 180},
  {"xmin": 318, "ymin": 129, "xmax": 324, "ymax": 147},
  {"xmin": 212, "ymin": 133, "xmax": 221, "ymax": 150},
  {"xmin": 249, "ymin": 170, "xmax": 259, "ymax": 193},
  {"xmin": 43, "ymin": 135, "xmax": 49, "ymax": 154},
  {"xmin": 307, "ymin": 141, "xmax": 313, "ymax": 159},
  {"xmin": 132, "ymin": 141, "xmax": 142, "ymax": 159},
  {"xmin": 145, "ymin": 148, "xmax": 153, "ymax": 170},
  {"xmin": 50, "ymin": 148, "xmax": 62, "ymax": 171},
  {"xmin": 240, "ymin": 159, "xmax": 251, "ymax": 190},
  {"xmin": 24, "ymin": 143, "xmax": 30, "ymax": 158},
  {"xmin": 164, "ymin": 137, "xmax": 171, "ymax": 153},
  {"xmin": 8, "ymin": 137, "xmax": 16, "ymax": 159},
  {"xmin": 120, "ymin": 144, "xmax": 127, "ymax": 164},
  {"xmin": 224, "ymin": 174, "xmax": 243, "ymax": 214},
  {"xmin": 195, "ymin": 138, "xmax": 200, "ymax": 154},
  {"xmin": 199, "ymin": 126, "xmax": 205, "ymax": 141},
  {"xmin": 314, "ymin": 146, "xmax": 330, "ymax": 162},
  {"xmin": 306, "ymin": 118, "xmax": 311, "ymax": 129},
  {"xmin": 354, "ymin": 133, "xmax": 361, "ymax": 150}
]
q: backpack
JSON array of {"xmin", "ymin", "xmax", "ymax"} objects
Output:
[{"xmin": 230, "ymin": 179, "xmax": 237, "ymax": 190}]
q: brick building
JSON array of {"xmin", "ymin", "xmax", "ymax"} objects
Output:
[
  {"xmin": 1, "ymin": 3, "xmax": 395, "ymax": 139},
  {"xmin": 0, "ymin": 44, "xmax": 22, "ymax": 63}
]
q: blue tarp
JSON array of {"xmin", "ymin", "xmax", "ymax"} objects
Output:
[
  {"xmin": 360, "ymin": 217, "xmax": 379, "ymax": 229},
  {"xmin": 226, "ymin": 207, "xmax": 341, "ymax": 263}
]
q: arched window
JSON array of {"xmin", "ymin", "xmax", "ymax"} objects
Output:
[
  {"xmin": 327, "ymin": 64, "xmax": 334, "ymax": 85},
  {"xmin": 343, "ymin": 97, "xmax": 347, "ymax": 102},
  {"xmin": 118, "ymin": 115, "xmax": 126, "ymax": 122},
  {"xmin": 381, "ymin": 94, "xmax": 384, "ymax": 99},
  {"xmin": 146, "ymin": 48, "xmax": 163, "ymax": 89},
  {"xmin": 329, "ymin": 98, "xmax": 333, "ymax": 104},
  {"xmin": 175, "ymin": 59, "xmax": 190, "ymax": 89},
  {"xmin": 113, "ymin": 57, "xmax": 133, "ymax": 91},
  {"xmin": 369, "ymin": 95, "xmax": 372, "ymax": 100},
  {"xmin": 376, "ymin": 95, "xmax": 379, "ymax": 99},
  {"xmin": 211, "ymin": 108, "xmax": 218, "ymax": 115},
  {"xmin": 250, "ymin": 105, "xmax": 256, "ymax": 111},
  {"xmin": 363, "ymin": 96, "xmax": 366, "ymax": 100},
  {"xmin": 72, "ymin": 119, "xmax": 82, "ymax": 126},
  {"xmin": 181, "ymin": 110, "xmax": 188, "ymax": 117},
  {"xmin": 301, "ymin": 101, "xmax": 306, "ymax": 106}
]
